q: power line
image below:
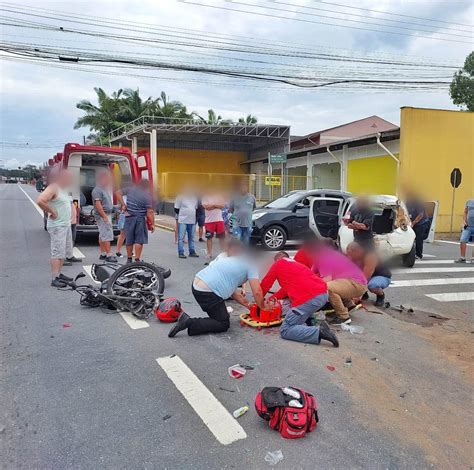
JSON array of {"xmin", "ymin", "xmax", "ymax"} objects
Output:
[{"xmin": 178, "ymin": 0, "xmax": 473, "ymax": 44}]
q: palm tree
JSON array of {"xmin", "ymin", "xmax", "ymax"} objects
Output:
[
  {"xmin": 74, "ymin": 87, "xmax": 124, "ymax": 139},
  {"xmin": 152, "ymin": 91, "xmax": 194, "ymax": 123},
  {"xmin": 199, "ymin": 109, "xmax": 234, "ymax": 125},
  {"xmin": 238, "ymin": 114, "xmax": 258, "ymax": 124},
  {"xmin": 120, "ymin": 88, "xmax": 156, "ymax": 122}
]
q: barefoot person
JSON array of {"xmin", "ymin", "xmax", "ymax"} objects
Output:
[
  {"xmin": 168, "ymin": 240, "xmax": 265, "ymax": 337},
  {"xmin": 37, "ymin": 170, "xmax": 76, "ymax": 287},
  {"xmin": 260, "ymin": 252, "xmax": 338, "ymax": 347}
]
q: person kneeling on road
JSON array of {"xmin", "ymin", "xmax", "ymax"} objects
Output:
[
  {"xmin": 260, "ymin": 252, "xmax": 339, "ymax": 347},
  {"xmin": 346, "ymin": 242, "xmax": 391, "ymax": 307},
  {"xmin": 312, "ymin": 242, "xmax": 367, "ymax": 325},
  {"xmin": 168, "ymin": 240, "xmax": 265, "ymax": 337}
]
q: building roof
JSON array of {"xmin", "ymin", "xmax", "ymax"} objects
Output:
[
  {"xmin": 109, "ymin": 117, "xmax": 290, "ymax": 153},
  {"xmin": 290, "ymin": 115, "xmax": 398, "ymax": 151}
]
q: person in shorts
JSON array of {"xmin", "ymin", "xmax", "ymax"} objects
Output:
[
  {"xmin": 36, "ymin": 170, "xmax": 76, "ymax": 287},
  {"xmin": 346, "ymin": 195, "xmax": 375, "ymax": 250},
  {"xmin": 115, "ymin": 195, "xmax": 127, "ymax": 258},
  {"xmin": 92, "ymin": 170, "xmax": 117, "ymax": 262},
  {"xmin": 117, "ymin": 180, "xmax": 154, "ymax": 263},
  {"xmin": 202, "ymin": 192, "xmax": 226, "ymax": 262},
  {"xmin": 456, "ymin": 198, "xmax": 474, "ymax": 263},
  {"xmin": 230, "ymin": 181, "xmax": 256, "ymax": 244},
  {"xmin": 196, "ymin": 197, "xmax": 206, "ymax": 242}
]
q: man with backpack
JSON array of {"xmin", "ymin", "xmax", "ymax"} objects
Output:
[{"xmin": 260, "ymin": 252, "xmax": 339, "ymax": 347}]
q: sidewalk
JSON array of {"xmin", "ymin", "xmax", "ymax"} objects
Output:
[{"xmin": 154, "ymin": 214, "xmax": 175, "ymax": 232}]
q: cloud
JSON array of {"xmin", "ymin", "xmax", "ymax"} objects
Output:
[{"xmin": 1, "ymin": 158, "xmax": 42, "ymax": 169}]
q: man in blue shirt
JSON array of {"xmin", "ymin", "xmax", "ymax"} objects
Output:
[
  {"xmin": 117, "ymin": 180, "xmax": 154, "ymax": 263},
  {"xmin": 168, "ymin": 240, "xmax": 267, "ymax": 337}
]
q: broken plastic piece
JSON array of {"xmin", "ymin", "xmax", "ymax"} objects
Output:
[
  {"xmin": 341, "ymin": 323, "xmax": 364, "ymax": 334},
  {"xmin": 344, "ymin": 357, "xmax": 352, "ymax": 367},
  {"xmin": 226, "ymin": 306, "xmax": 234, "ymax": 314},
  {"xmin": 228, "ymin": 364, "xmax": 246, "ymax": 379},
  {"xmin": 62, "ymin": 323, "xmax": 72, "ymax": 328},
  {"xmin": 326, "ymin": 365, "xmax": 336, "ymax": 371},
  {"xmin": 264, "ymin": 450, "xmax": 284, "ymax": 466}
]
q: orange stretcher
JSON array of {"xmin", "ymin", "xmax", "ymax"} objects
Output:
[{"xmin": 239, "ymin": 303, "xmax": 283, "ymax": 329}]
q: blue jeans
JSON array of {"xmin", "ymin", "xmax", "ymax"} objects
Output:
[
  {"xmin": 280, "ymin": 293, "xmax": 329, "ymax": 345},
  {"xmin": 460, "ymin": 226, "xmax": 474, "ymax": 243},
  {"xmin": 368, "ymin": 276, "xmax": 391, "ymax": 291},
  {"xmin": 234, "ymin": 226, "xmax": 252, "ymax": 244},
  {"xmin": 178, "ymin": 223, "xmax": 196, "ymax": 255}
]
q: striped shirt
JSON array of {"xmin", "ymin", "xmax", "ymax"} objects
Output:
[{"xmin": 125, "ymin": 186, "xmax": 152, "ymax": 216}]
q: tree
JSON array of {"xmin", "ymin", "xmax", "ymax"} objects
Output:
[
  {"xmin": 74, "ymin": 87, "xmax": 124, "ymax": 141},
  {"xmin": 450, "ymin": 52, "xmax": 474, "ymax": 112},
  {"xmin": 120, "ymin": 88, "xmax": 156, "ymax": 122},
  {"xmin": 199, "ymin": 109, "xmax": 234, "ymax": 125},
  {"xmin": 238, "ymin": 114, "xmax": 258, "ymax": 124}
]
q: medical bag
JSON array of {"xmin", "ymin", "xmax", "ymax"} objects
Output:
[{"xmin": 255, "ymin": 386, "xmax": 318, "ymax": 439}]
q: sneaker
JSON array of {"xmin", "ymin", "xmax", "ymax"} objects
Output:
[
  {"xmin": 51, "ymin": 277, "xmax": 66, "ymax": 288},
  {"xmin": 327, "ymin": 316, "xmax": 351, "ymax": 326},
  {"xmin": 168, "ymin": 312, "xmax": 191, "ymax": 338},
  {"xmin": 374, "ymin": 294, "xmax": 385, "ymax": 307},
  {"xmin": 189, "ymin": 252, "xmax": 199, "ymax": 258},
  {"xmin": 319, "ymin": 321, "xmax": 339, "ymax": 347},
  {"xmin": 58, "ymin": 273, "xmax": 73, "ymax": 282},
  {"xmin": 199, "ymin": 238, "xmax": 205, "ymax": 242},
  {"xmin": 105, "ymin": 255, "xmax": 118, "ymax": 263},
  {"xmin": 179, "ymin": 253, "xmax": 187, "ymax": 259},
  {"xmin": 116, "ymin": 252, "xmax": 124, "ymax": 258},
  {"xmin": 455, "ymin": 257, "xmax": 466, "ymax": 263},
  {"xmin": 62, "ymin": 261, "xmax": 73, "ymax": 267},
  {"xmin": 66, "ymin": 256, "xmax": 82, "ymax": 263},
  {"xmin": 126, "ymin": 257, "xmax": 133, "ymax": 264},
  {"xmin": 99, "ymin": 254, "xmax": 107, "ymax": 260}
]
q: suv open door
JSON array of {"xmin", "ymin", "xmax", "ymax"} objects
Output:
[{"xmin": 309, "ymin": 197, "xmax": 345, "ymax": 239}]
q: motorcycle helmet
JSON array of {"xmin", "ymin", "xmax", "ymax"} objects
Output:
[{"xmin": 155, "ymin": 297, "xmax": 182, "ymax": 323}]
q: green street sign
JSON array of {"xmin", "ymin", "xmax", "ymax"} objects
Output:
[{"xmin": 269, "ymin": 154, "xmax": 287, "ymax": 164}]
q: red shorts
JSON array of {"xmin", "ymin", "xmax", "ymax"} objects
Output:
[{"xmin": 205, "ymin": 221, "xmax": 225, "ymax": 239}]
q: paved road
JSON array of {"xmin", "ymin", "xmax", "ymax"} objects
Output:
[{"xmin": 1, "ymin": 184, "xmax": 473, "ymax": 469}]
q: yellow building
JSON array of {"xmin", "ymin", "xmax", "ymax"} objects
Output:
[{"xmin": 400, "ymin": 107, "xmax": 474, "ymax": 233}]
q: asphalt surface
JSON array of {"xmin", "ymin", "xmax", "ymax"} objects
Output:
[{"xmin": 1, "ymin": 184, "xmax": 473, "ymax": 470}]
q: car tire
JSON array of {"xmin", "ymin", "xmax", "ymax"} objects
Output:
[
  {"xmin": 262, "ymin": 225, "xmax": 287, "ymax": 250},
  {"xmin": 402, "ymin": 243, "xmax": 416, "ymax": 268}
]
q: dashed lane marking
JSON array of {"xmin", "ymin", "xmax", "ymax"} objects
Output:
[
  {"xmin": 391, "ymin": 277, "xmax": 474, "ymax": 287},
  {"xmin": 156, "ymin": 355, "xmax": 247, "ymax": 445},
  {"xmin": 426, "ymin": 292, "xmax": 474, "ymax": 302},
  {"xmin": 73, "ymin": 247, "xmax": 85, "ymax": 259}
]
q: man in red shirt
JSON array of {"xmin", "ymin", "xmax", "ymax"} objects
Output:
[{"xmin": 260, "ymin": 252, "xmax": 339, "ymax": 347}]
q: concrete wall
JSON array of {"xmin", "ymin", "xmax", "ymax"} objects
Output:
[
  {"xmin": 400, "ymin": 107, "xmax": 474, "ymax": 233},
  {"xmin": 347, "ymin": 155, "xmax": 397, "ymax": 195}
]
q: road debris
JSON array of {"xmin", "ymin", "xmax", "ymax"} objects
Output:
[
  {"xmin": 264, "ymin": 450, "xmax": 284, "ymax": 466},
  {"xmin": 162, "ymin": 414, "xmax": 172, "ymax": 421},
  {"xmin": 218, "ymin": 386, "xmax": 236, "ymax": 393},
  {"xmin": 232, "ymin": 405, "xmax": 249, "ymax": 418},
  {"xmin": 399, "ymin": 392, "xmax": 407, "ymax": 399},
  {"xmin": 341, "ymin": 324, "xmax": 364, "ymax": 334},
  {"xmin": 326, "ymin": 365, "xmax": 336, "ymax": 371},
  {"xmin": 228, "ymin": 364, "xmax": 246, "ymax": 379},
  {"xmin": 62, "ymin": 323, "xmax": 72, "ymax": 328},
  {"xmin": 344, "ymin": 357, "xmax": 352, "ymax": 367}
]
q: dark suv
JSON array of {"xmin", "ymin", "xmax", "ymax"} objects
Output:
[{"xmin": 251, "ymin": 189, "xmax": 350, "ymax": 249}]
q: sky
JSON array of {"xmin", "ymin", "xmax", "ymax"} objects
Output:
[{"xmin": 0, "ymin": 0, "xmax": 472, "ymax": 168}]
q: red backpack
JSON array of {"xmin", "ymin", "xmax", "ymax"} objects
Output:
[{"xmin": 255, "ymin": 387, "xmax": 318, "ymax": 439}]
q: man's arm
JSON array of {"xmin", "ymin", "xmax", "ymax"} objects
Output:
[
  {"xmin": 36, "ymin": 184, "xmax": 58, "ymax": 218},
  {"xmin": 115, "ymin": 190, "xmax": 126, "ymax": 211},
  {"xmin": 260, "ymin": 264, "xmax": 277, "ymax": 296},
  {"xmin": 232, "ymin": 289, "xmax": 250, "ymax": 308},
  {"xmin": 249, "ymin": 279, "xmax": 265, "ymax": 309},
  {"xmin": 94, "ymin": 200, "xmax": 110, "ymax": 224},
  {"xmin": 463, "ymin": 206, "xmax": 468, "ymax": 226},
  {"xmin": 362, "ymin": 253, "xmax": 377, "ymax": 280},
  {"xmin": 146, "ymin": 208, "xmax": 155, "ymax": 232}
]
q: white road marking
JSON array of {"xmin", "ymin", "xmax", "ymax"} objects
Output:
[
  {"xmin": 422, "ymin": 254, "xmax": 436, "ymax": 258},
  {"xmin": 436, "ymin": 239, "xmax": 473, "ymax": 246},
  {"xmin": 17, "ymin": 184, "xmax": 43, "ymax": 216},
  {"xmin": 119, "ymin": 311, "xmax": 149, "ymax": 329},
  {"xmin": 73, "ymin": 247, "xmax": 85, "ymax": 259},
  {"xmin": 413, "ymin": 260, "xmax": 457, "ymax": 264},
  {"xmin": 82, "ymin": 265, "xmax": 149, "ymax": 329},
  {"xmin": 391, "ymin": 277, "xmax": 474, "ymax": 287},
  {"xmin": 426, "ymin": 292, "xmax": 474, "ymax": 302},
  {"xmin": 156, "ymin": 355, "xmax": 247, "ymax": 445},
  {"xmin": 394, "ymin": 267, "xmax": 474, "ymax": 274}
]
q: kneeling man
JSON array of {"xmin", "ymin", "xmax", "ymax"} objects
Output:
[
  {"xmin": 260, "ymin": 252, "xmax": 339, "ymax": 347},
  {"xmin": 169, "ymin": 240, "xmax": 265, "ymax": 337}
]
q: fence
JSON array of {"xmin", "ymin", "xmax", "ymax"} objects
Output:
[{"xmin": 159, "ymin": 172, "xmax": 318, "ymax": 203}]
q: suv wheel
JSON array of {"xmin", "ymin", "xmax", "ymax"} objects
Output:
[
  {"xmin": 262, "ymin": 225, "xmax": 287, "ymax": 250},
  {"xmin": 402, "ymin": 243, "xmax": 416, "ymax": 268}
]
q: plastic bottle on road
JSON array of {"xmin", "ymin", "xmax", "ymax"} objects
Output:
[
  {"xmin": 232, "ymin": 405, "xmax": 249, "ymax": 418},
  {"xmin": 341, "ymin": 323, "xmax": 364, "ymax": 334}
]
